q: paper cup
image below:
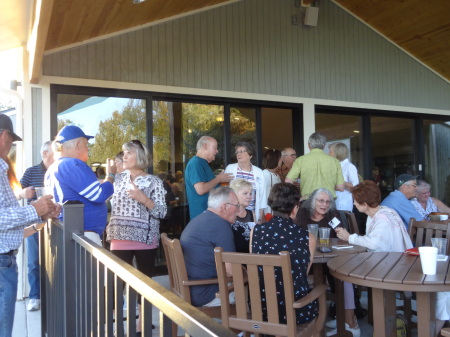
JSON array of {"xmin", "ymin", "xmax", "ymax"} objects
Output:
[{"xmin": 419, "ymin": 246, "xmax": 438, "ymax": 275}]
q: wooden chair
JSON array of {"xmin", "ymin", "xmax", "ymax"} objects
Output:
[
  {"xmin": 344, "ymin": 211, "xmax": 360, "ymax": 235},
  {"xmin": 214, "ymin": 247, "xmax": 327, "ymax": 337},
  {"xmin": 161, "ymin": 233, "xmax": 223, "ymax": 337},
  {"xmin": 408, "ymin": 218, "xmax": 450, "ymax": 252}
]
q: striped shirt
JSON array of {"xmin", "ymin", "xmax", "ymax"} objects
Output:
[
  {"xmin": 0, "ymin": 158, "xmax": 41, "ymax": 253},
  {"xmin": 20, "ymin": 161, "xmax": 47, "ymax": 205}
]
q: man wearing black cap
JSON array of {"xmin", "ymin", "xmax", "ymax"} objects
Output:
[
  {"xmin": 381, "ymin": 173, "xmax": 424, "ymax": 229},
  {"xmin": 0, "ymin": 114, "xmax": 61, "ymax": 336},
  {"xmin": 45, "ymin": 125, "xmax": 116, "ymax": 245}
]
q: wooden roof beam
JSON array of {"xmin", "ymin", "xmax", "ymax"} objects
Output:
[{"xmin": 28, "ymin": 0, "xmax": 55, "ymax": 84}]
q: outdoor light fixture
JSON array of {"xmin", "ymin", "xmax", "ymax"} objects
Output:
[{"xmin": 133, "ymin": 0, "xmax": 145, "ymax": 3}]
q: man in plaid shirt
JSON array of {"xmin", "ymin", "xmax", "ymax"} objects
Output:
[{"xmin": 0, "ymin": 115, "xmax": 60, "ymax": 337}]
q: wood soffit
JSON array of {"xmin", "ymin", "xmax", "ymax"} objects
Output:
[{"xmin": 33, "ymin": 0, "xmax": 450, "ymax": 83}]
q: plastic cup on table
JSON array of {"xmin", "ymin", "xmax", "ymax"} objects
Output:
[
  {"xmin": 418, "ymin": 246, "xmax": 438, "ymax": 275},
  {"xmin": 319, "ymin": 227, "xmax": 331, "ymax": 246},
  {"xmin": 431, "ymin": 238, "xmax": 447, "ymax": 260},
  {"xmin": 307, "ymin": 224, "xmax": 319, "ymax": 238}
]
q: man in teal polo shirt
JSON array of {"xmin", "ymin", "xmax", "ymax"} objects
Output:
[
  {"xmin": 185, "ymin": 136, "xmax": 233, "ymax": 220},
  {"xmin": 286, "ymin": 132, "xmax": 345, "ymax": 199}
]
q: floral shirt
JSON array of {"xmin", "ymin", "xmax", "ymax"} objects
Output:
[
  {"xmin": 410, "ymin": 197, "xmax": 437, "ymax": 220},
  {"xmin": 107, "ymin": 171, "xmax": 167, "ymax": 246},
  {"xmin": 251, "ymin": 216, "xmax": 318, "ymax": 324}
]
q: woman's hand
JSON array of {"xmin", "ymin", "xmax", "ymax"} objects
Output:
[
  {"xmin": 335, "ymin": 227, "xmax": 350, "ymax": 242},
  {"xmin": 128, "ymin": 182, "xmax": 154, "ymax": 209}
]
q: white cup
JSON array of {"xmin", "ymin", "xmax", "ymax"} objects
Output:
[{"xmin": 419, "ymin": 246, "xmax": 438, "ymax": 275}]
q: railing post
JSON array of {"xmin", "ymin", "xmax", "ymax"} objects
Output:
[{"xmin": 62, "ymin": 201, "xmax": 84, "ymax": 337}]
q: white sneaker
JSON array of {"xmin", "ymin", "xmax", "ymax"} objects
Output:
[
  {"xmin": 326, "ymin": 319, "xmax": 337, "ymax": 328},
  {"xmin": 326, "ymin": 323, "xmax": 360, "ymax": 337},
  {"xmin": 27, "ymin": 299, "xmax": 40, "ymax": 311}
]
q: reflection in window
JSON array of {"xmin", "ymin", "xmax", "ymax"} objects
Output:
[
  {"xmin": 315, "ymin": 113, "xmax": 363, "ymax": 179},
  {"xmin": 371, "ymin": 117, "xmax": 414, "ymax": 199},
  {"xmin": 423, "ymin": 120, "xmax": 450, "ymax": 202},
  {"xmin": 56, "ymin": 95, "xmax": 146, "ymax": 168}
]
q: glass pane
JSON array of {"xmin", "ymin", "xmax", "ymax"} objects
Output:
[
  {"xmin": 261, "ymin": 107, "xmax": 293, "ymax": 152},
  {"xmin": 230, "ymin": 107, "xmax": 256, "ymax": 164},
  {"xmin": 152, "ymin": 101, "xmax": 225, "ymax": 239},
  {"xmin": 56, "ymin": 95, "xmax": 146, "ymax": 168},
  {"xmin": 371, "ymin": 116, "xmax": 414, "ymax": 199},
  {"xmin": 423, "ymin": 119, "xmax": 450, "ymax": 202},
  {"xmin": 315, "ymin": 113, "xmax": 364, "ymax": 179}
]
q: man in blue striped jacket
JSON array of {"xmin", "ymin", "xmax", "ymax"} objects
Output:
[
  {"xmin": 45, "ymin": 126, "xmax": 116, "ymax": 246},
  {"xmin": 20, "ymin": 141, "xmax": 54, "ymax": 311}
]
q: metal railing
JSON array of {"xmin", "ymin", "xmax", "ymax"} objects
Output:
[{"xmin": 40, "ymin": 201, "xmax": 235, "ymax": 337}]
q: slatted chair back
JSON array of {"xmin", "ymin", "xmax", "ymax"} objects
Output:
[
  {"xmin": 214, "ymin": 247, "xmax": 327, "ymax": 337},
  {"xmin": 408, "ymin": 218, "xmax": 450, "ymax": 253},
  {"xmin": 161, "ymin": 233, "xmax": 222, "ymax": 337},
  {"xmin": 344, "ymin": 211, "xmax": 360, "ymax": 235}
]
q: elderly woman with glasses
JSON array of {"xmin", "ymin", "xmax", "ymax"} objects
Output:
[
  {"xmin": 225, "ymin": 141, "xmax": 267, "ymax": 223},
  {"xmin": 250, "ymin": 183, "xmax": 318, "ymax": 324},
  {"xmin": 410, "ymin": 180, "xmax": 450, "ymax": 220},
  {"xmin": 106, "ymin": 139, "xmax": 167, "ymax": 334},
  {"xmin": 296, "ymin": 188, "xmax": 343, "ymax": 237}
]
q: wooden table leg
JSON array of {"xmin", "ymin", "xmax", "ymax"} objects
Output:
[
  {"xmin": 313, "ymin": 263, "xmax": 324, "ymax": 286},
  {"xmin": 416, "ymin": 292, "xmax": 433, "ymax": 337},
  {"xmin": 331, "ymin": 278, "xmax": 352, "ymax": 337},
  {"xmin": 372, "ymin": 288, "xmax": 387, "ymax": 337},
  {"xmin": 385, "ymin": 290, "xmax": 397, "ymax": 337}
]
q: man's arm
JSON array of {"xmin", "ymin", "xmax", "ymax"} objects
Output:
[
  {"xmin": 335, "ymin": 183, "xmax": 345, "ymax": 192},
  {"xmin": 285, "ymin": 158, "xmax": 301, "ymax": 183},
  {"xmin": 194, "ymin": 171, "xmax": 233, "ymax": 195}
]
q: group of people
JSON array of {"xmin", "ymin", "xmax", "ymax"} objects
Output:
[
  {"xmin": 180, "ymin": 132, "xmax": 450, "ymax": 337},
  {"xmin": 3, "ymin": 117, "xmax": 450, "ymax": 337}
]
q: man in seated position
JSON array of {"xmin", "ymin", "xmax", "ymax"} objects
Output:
[
  {"xmin": 381, "ymin": 173, "xmax": 424, "ymax": 229},
  {"xmin": 180, "ymin": 187, "xmax": 238, "ymax": 307}
]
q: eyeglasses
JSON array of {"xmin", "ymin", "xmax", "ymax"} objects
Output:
[
  {"xmin": 315, "ymin": 198, "xmax": 331, "ymax": 206},
  {"xmin": 131, "ymin": 139, "xmax": 144, "ymax": 150},
  {"xmin": 235, "ymin": 150, "xmax": 248, "ymax": 155},
  {"xmin": 284, "ymin": 154, "xmax": 297, "ymax": 158},
  {"xmin": 226, "ymin": 202, "xmax": 240, "ymax": 209}
]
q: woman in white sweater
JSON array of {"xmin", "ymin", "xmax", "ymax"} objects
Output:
[{"xmin": 225, "ymin": 141, "xmax": 267, "ymax": 223}]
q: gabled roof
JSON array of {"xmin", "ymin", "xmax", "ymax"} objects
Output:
[{"xmin": 1, "ymin": 0, "xmax": 449, "ymax": 83}]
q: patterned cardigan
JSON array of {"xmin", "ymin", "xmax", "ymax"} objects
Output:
[{"xmin": 107, "ymin": 171, "xmax": 167, "ymax": 245}]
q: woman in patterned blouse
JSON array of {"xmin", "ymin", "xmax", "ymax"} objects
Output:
[
  {"xmin": 106, "ymin": 139, "xmax": 167, "ymax": 333},
  {"xmin": 250, "ymin": 182, "xmax": 318, "ymax": 324}
]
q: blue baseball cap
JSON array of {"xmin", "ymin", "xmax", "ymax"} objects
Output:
[{"xmin": 55, "ymin": 125, "xmax": 94, "ymax": 143}]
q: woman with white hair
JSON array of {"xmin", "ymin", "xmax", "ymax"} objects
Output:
[
  {"xmin": 410, "ymin": 180, "xmax": 450, "ymax": 220},
  {"xmin": 329, "ymin": 142, "xmax": 359, "ymax": 212}
]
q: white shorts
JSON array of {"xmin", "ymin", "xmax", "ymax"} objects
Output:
[{"xmin": 435, "ymin": 292, "xmax": 450, "ymax": 320}]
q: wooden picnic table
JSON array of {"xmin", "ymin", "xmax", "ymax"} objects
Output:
[{"xmin": 328, "ymin": 251, "xmax": 450, "ymax": 337}]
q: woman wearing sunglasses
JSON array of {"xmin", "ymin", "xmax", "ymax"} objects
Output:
[{"xmin": 106, "ymin": 139, "xmax": 167, "ymax": 334}]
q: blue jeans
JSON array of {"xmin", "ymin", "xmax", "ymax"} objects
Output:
[
  {"xmin": 0, "ymin": 254, "xmax": 18, "ymax": 337},
  {"xmin": 26, "ymin": 233, "xmax": 40, "ymax": 299}
]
